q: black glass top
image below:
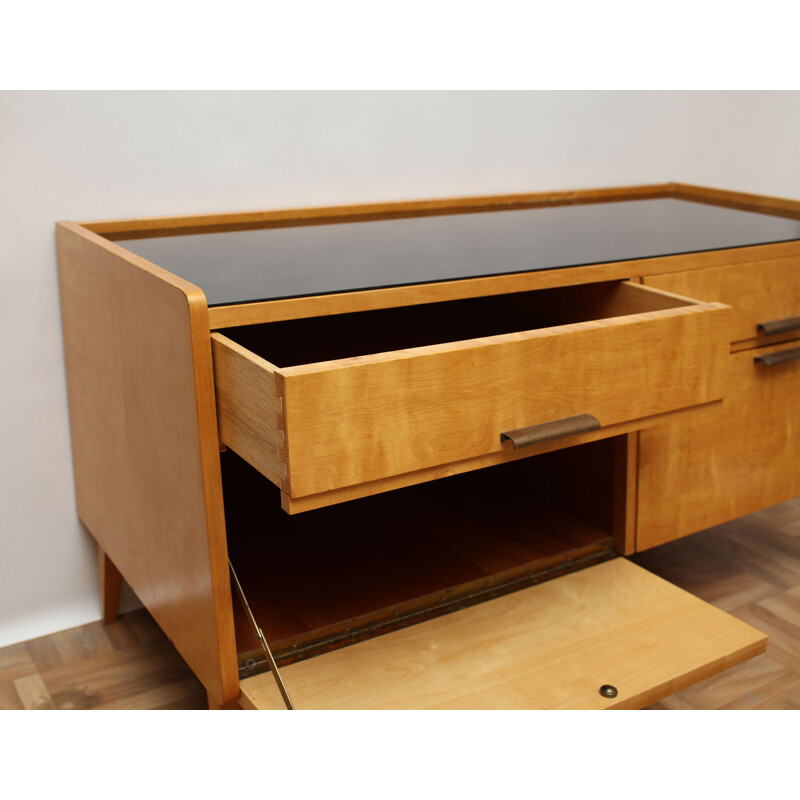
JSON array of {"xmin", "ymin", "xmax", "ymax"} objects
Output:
[{"xmin": 120, "ymin": 197, "xmax": 800, "ymax": 306}]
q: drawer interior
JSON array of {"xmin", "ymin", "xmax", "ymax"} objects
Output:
[
  {"xmin": 223, "ymin": 438, "xmax": 626, "ymax": 677},
  {"xmin": 219, "ymin": 281, "xmax": 692, "ymax": 367}
]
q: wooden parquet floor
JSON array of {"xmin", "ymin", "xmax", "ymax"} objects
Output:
[
  {"xmin": 2, "ymin": 496, "xmax": 799, "ymax": 710},
  {"xmin": 0, "ymin": 608, "xmax": 207, "ymax": 710},
  {"xmin": 634, "ymin": 496, "xmax": 800, "ymax": 710}
]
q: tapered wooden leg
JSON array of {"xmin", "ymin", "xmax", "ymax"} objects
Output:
[
  {"xmin": 207, "ymin": 692, "xmax": 240, "ymax": 710},
  {"xmin": 98, "ymin": 544, "xmax": 123, "ymax": 624}
]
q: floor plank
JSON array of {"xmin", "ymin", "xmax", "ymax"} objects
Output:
[
  {"xmin": 0, "ymin": 613, "xmax": 207, "ymax": 711},
  {"xmin": 42, "ymin": 642, "xmax": 206, "ymax": 710},
  {"xmin": 50, "ymin": 622, "xmax": 115, "ymax": 666},
  {"xmin": 0, "ymin": 680, "xmax": 24, "ymax": 710},
  {"xmin": 14, "ymin": 674, "xmax": 55, "ymax": 710},
  {"xmin": 0, "ymin": 643, "xmax": 37, "ymax": 684}
]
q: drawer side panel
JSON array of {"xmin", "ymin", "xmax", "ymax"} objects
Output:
[{"xmin": 211, "ymin": 334, "xmax": 290, "ymax": 492}]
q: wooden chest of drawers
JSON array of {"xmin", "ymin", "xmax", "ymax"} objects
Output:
[{"xmin": 56, "ymin": 182, "xmax": 800, "ymax": 709}]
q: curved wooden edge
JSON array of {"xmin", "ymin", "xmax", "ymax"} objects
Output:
[
  {"xmin": 186, "ymin": 288, "xmax": 242, "ymax": 707},
  {"xmin": 55, "ymin": 221, "xmax": 207, "ymax": 298},
  {"xmin": 56, "ymin": 221, "xmax": 240, "ymax": 706}
]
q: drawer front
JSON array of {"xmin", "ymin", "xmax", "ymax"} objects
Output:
[
  {"xmin": 282, "ymin": 300, "xmax": 728, "ymax": 498},
  {"xmin": 213, "ymin": 289, "xmax": 730, "ymax": 499},
  {"xmin": 637, "ymin": 341, "xmax": 800, "ymax": 550},
  {"xmin": 239, "ymin": 558, "xmax": 766, "ymax": 710},
  {"xmin": 644, "ymin": 256, "xmax": 800, "ymax": 346}
]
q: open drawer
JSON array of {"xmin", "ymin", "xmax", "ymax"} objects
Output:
[
  {"xmin": 239, "ymin": 558, "xmax": 766, "ymax": 710},
  {"xmin": 211, "ymin": 280, "xmax": 730, "ymax": 507}
]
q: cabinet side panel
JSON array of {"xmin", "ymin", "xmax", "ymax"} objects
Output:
[{"xmin": 56, "ymin": 222, "xmax": 239, "ymax": 705}]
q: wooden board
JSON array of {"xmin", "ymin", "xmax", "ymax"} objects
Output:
[
  {"xmin": 644, "ymin": 256, "xmax": 800, "ymax": 345},
  {"xmin": 56, "ymin": 222, "xmax": 239, "ymax": 707},
  {"xmin": 228, "ymin": 291, "xmax": 730, "ymax": 498},
  {"xmin": 637, "ymin": 341, "xmax": 800, "ymax": 550},
  {"xmin": 239, "ymin": 558, "xmax": 767, "ymax": 709}
]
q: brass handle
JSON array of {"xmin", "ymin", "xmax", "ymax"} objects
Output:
[
  {"xmin": 754, "ymin": 347, "xmax": 800, "ymax": 367},
  {"xmin": 756, "ymin": 316, "xmax": 800, "ymax": 336},
  {"xmin": 500, "ymin": 414, "xmax": 601, "ymax": 449}
]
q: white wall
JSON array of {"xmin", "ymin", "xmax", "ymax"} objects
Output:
[{"xmin": 1, "ymin": 90, "xmax": 799, "ymax": 648}]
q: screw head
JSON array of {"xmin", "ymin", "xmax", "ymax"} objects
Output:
[{"xmin": 599, "ymin": 684, "xmax": 618, "ymax": 699}]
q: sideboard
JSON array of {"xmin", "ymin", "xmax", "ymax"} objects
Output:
[{"xmin": 56, "ymin": 182, "xmax": 800, "ymax": 709}]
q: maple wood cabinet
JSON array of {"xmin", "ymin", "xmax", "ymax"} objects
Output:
[{"xmin": 56, "ymin": 182, "xmax": 800, "ymax": 709}]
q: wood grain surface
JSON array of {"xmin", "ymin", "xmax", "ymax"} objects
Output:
[
  {"xmin": 223, "ymin": 446, "xmax": 616, "ymax": 664},
  {"xmin": 3, "ymin": 498, "xmax": 798, "ymax": 710},
  {"xmin": 212, "ymin": 283, "xmax": 729, "ymax": 499},
  {"xmin": 239, "ymin": 558, "xmax": 766, "ymax": 710},
  {"xmin": 0, "ymin": 611, "xmax": 207, "ymax": 710},
  {"xmin": 636, "ymin": 497, "xmax": 800, "ymax": 710},
  {"xmin": 274, "ymin": 293, "xmax": 729, "ymax": 497},
  {"xmin": 644, "ymin": 256, "xmax": 800, "ymax": 345},
  {"xmin": 98, "ymin": 546, "xmax": 122, "ymax": 624},
  {"xmin": 56, "ymin": 222, "xmax": 239, "ymax": 707},
  {"xmin": 211, "ymin": 333, "xmax": 289, "ymax": 492},
  {"xmin": 278, "ymin": 407, "xmax": 710, "ymax": 514},
  {"xmin": 637, "ymin": 340, "xmax": 800, "ymax": 550}
]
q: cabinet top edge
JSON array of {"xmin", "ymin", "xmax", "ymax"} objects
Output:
[
  {"xmin": 66, "ymin": 183, "xmax": 800, "ymax": 241},
  {"xmin": 74, "ymin": 182, "xmax": 674, "ymax": 239}
]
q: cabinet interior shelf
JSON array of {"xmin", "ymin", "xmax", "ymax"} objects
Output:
[{"xmin": 224, "ymin": 440, "xmax": 618, "ymax": 674}]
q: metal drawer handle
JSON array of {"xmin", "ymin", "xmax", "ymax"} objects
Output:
[
  {"xmin": 754, "ymin": 347, "xmax": 800, "ymax": 368},
  {"xmin": 756, "ymin": 316, "xmax": 800, "ymax": 336},
  {"xmin": 500, "ymin": 414, "xmax": 601, "ymax": 449}
]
